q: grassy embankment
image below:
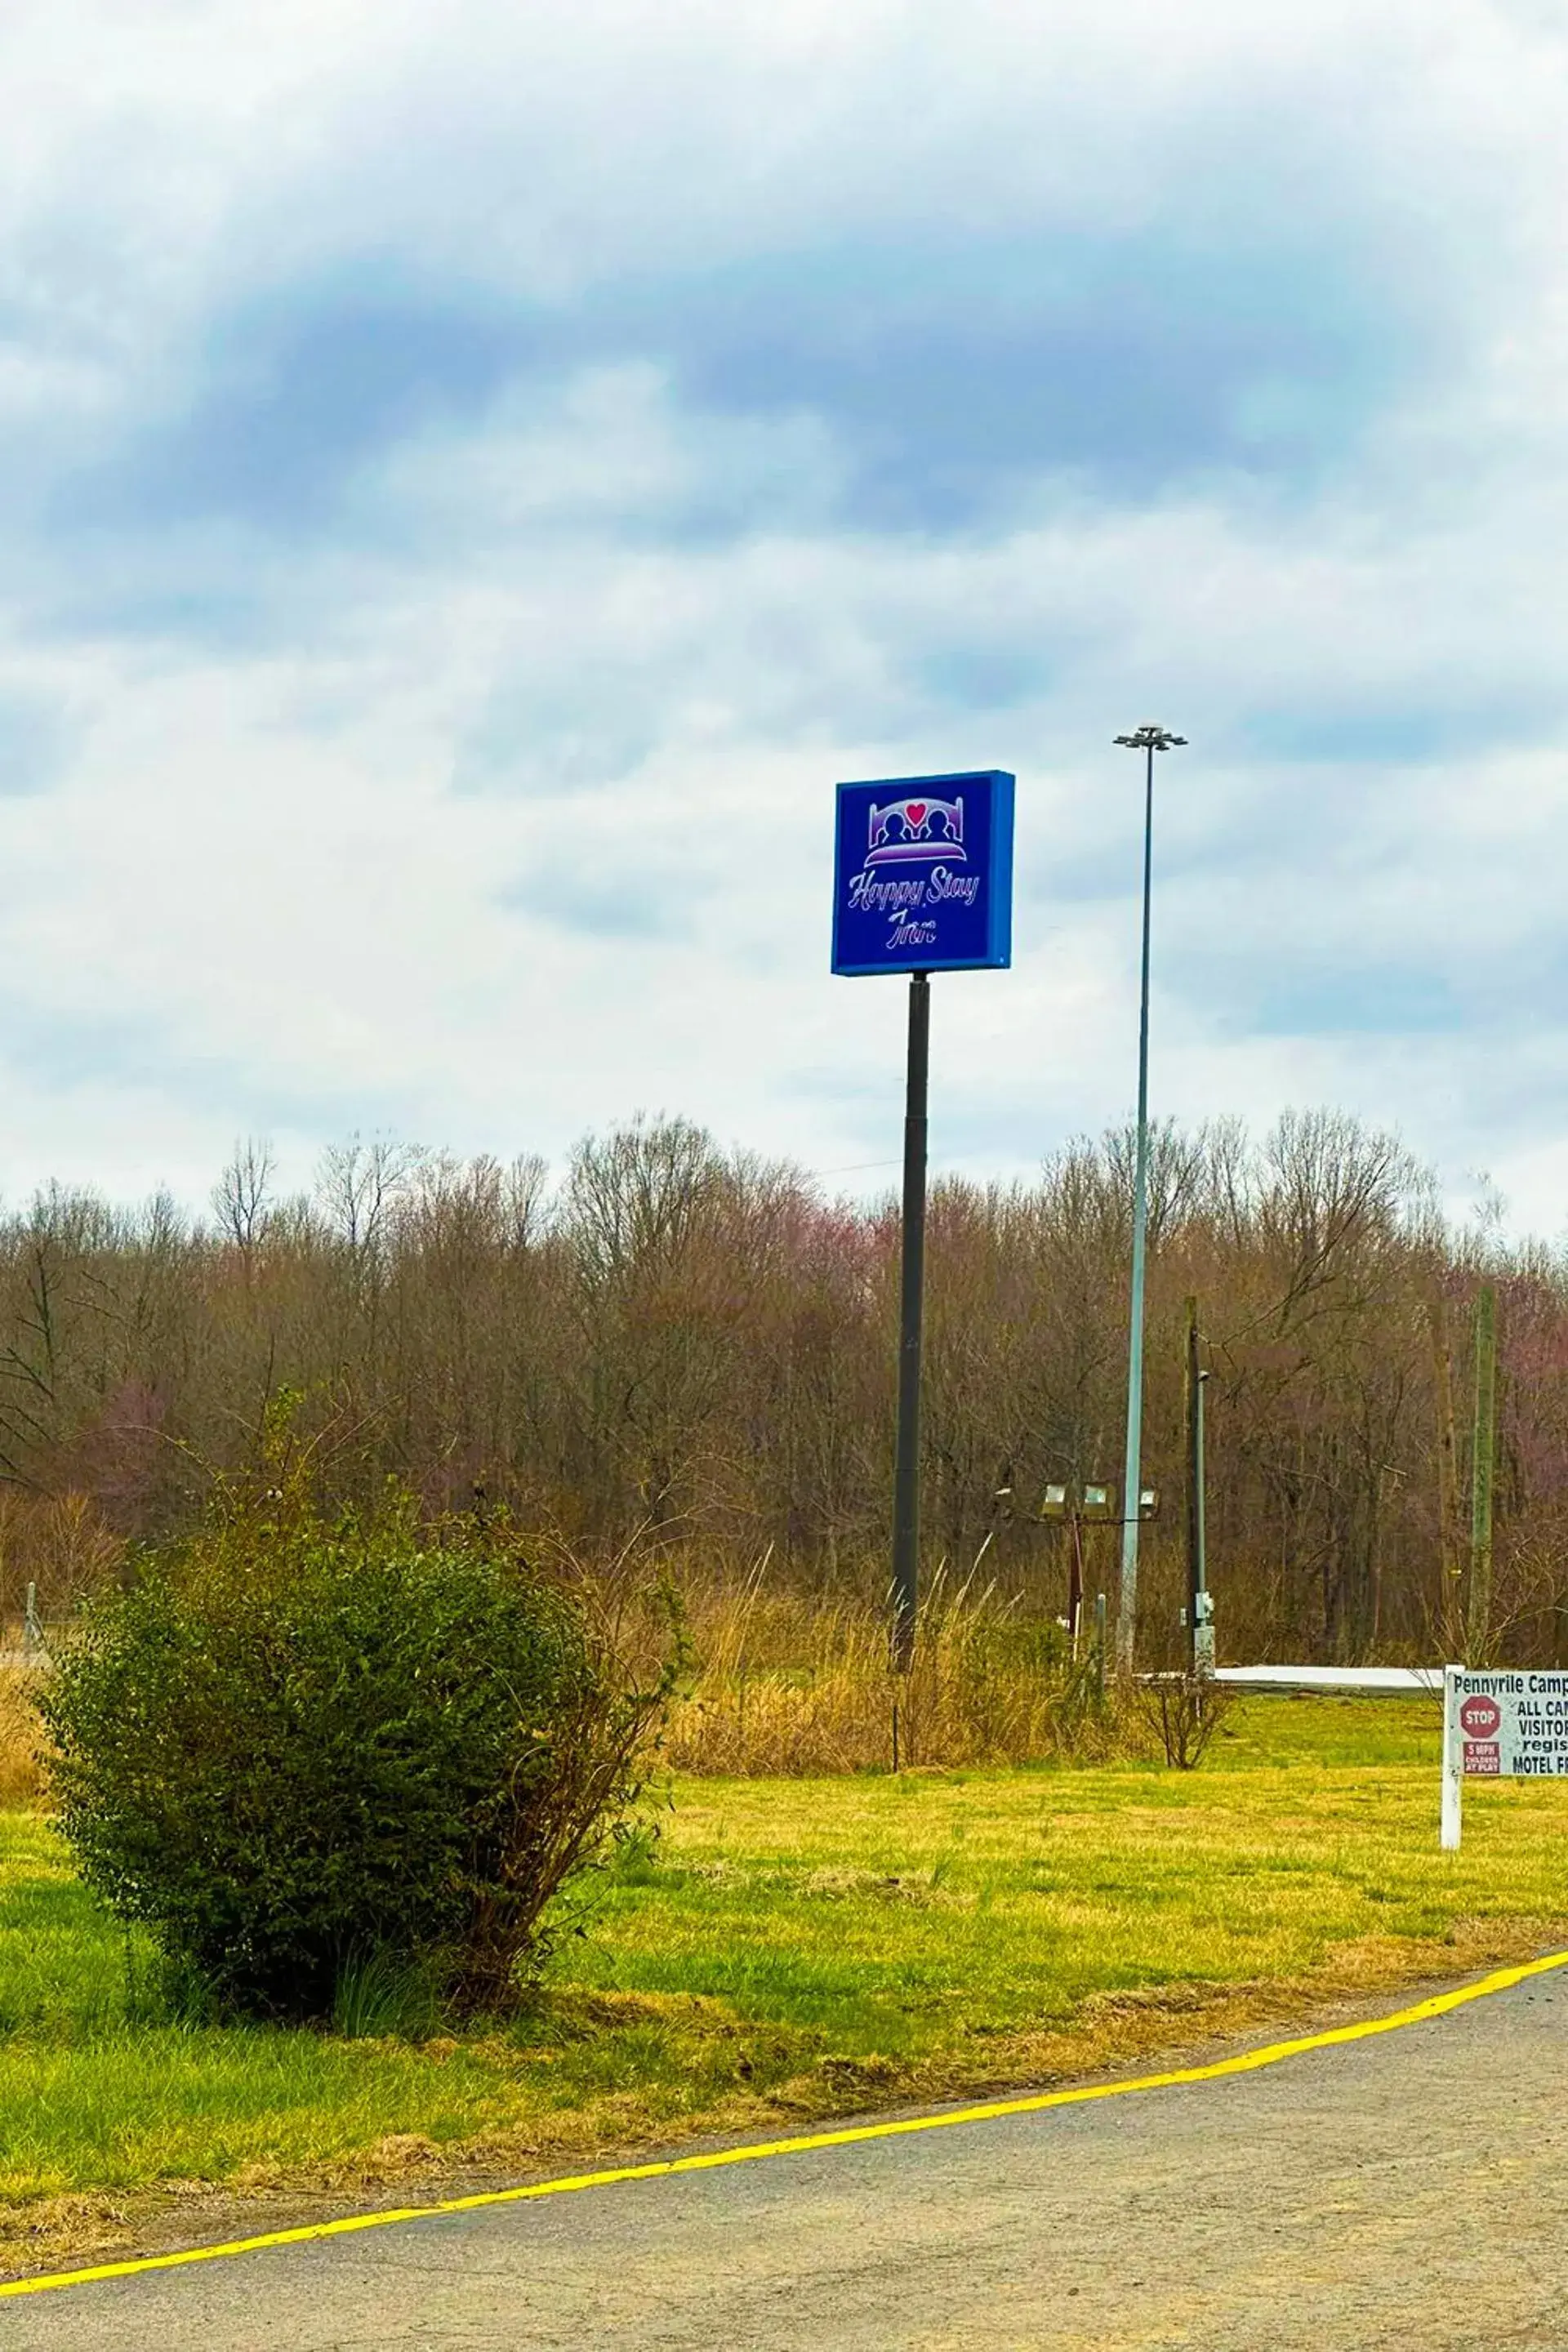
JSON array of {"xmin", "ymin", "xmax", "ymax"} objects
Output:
[{"xmin": 2, "ymin": 1691, "xmax": 1566, "ymax": 2271}]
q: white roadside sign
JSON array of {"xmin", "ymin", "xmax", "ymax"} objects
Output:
[{"xmin": 1441, "ymin": 1666, "xmax": 1568, "ymax": 1847}]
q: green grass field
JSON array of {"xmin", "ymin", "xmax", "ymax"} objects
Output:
[{"xmin": 2, "ymin": 1696, "xmax": 1565, "ymax": 2267}]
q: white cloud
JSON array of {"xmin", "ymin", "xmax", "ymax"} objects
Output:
[{"xmin": 0, "ymin": 0, "xmax": 1566, "ymax": 1241}]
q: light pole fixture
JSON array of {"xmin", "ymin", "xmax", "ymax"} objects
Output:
[{"xmin": 1112, "ymin": 722, "xmax": 1186, "ymax": 1677}]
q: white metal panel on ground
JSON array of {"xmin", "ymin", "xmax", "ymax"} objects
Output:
[{"xmin": 1214, "ymin": 1664, "xmax": 1444, "ymax": 1695}]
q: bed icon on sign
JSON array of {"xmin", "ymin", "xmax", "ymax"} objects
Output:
[{"xmin": 866, "ymin": 795, "xmax": 966, "ymax": 866}]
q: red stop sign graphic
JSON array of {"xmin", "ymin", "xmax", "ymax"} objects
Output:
[{"xmin": 1460, "ymin": 1695, "xmax": 1502, "ymax": 1739}]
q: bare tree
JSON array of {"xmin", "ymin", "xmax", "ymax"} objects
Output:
[
  {"xmin": 0, "ymin": 1106, "xmax": 1565, "ymax": 1668},
  {"xmin": 315, "ymin": 1135, "xmax": 424, "ymax": 1263},
  {"xmin": 212, "ymin": 1138, "xmax": 275, "ymax": 1254}
]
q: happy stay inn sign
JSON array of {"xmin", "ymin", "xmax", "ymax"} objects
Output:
[
  {"xmin": 831, "ymin": 769, "xmax": 1014, "ymax": 976},
  {"xmin": 831, "ymin": 768, "xmax": 1013, "ymax": 1688}
]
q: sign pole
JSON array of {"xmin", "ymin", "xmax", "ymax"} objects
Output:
[
  {"xmin": 892, "ymin": 970, "xmax": 930, "ymax": 1673},
  {"xmin": 1441, "ymin": 1664, "xmax": 1462, "ymax": 1849}
]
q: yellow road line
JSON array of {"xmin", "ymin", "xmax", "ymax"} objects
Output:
[{"xmin": 6, "ymin": 1947, "xmax": 1566, "ymax": 2301}]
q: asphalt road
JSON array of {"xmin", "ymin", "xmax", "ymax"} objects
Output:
[{"xmin": 11, "ymin": 1967, "xmax": 1568, "ymax": 2350}]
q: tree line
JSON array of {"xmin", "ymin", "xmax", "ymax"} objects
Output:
[{"xmin": 0, "ymin": 1109, "xmax": 1561, "ymax": 1664}]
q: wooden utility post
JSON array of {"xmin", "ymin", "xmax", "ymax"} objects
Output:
[
  {"xmin": 1067, "ymin": 1510, "xmax": 1085, "ymax": 1657},
  {"xmin": 1467, "ymin": 1284, "xmax": 1498, "ymax": 1664},
  {"xmin": 1184, "ymin": 1297, "xmax": 1214, "ymax": 1676},
  {"xmin": 1427, "ymin": 1287, "xmax": 1463, "ymax": 1645}
]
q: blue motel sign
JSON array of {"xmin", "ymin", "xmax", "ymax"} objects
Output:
[{"xmin": 831, "ymin": 769, "xmax": 1014, "ymax": 977}]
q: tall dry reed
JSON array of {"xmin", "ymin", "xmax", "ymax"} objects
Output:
[
  {"xmin": 0, "ymin": 1671, "xmax": 44, "ymax": 1807},
  {"xmin": 657, "ymin": 1557, "xmax": 1138, "ymax": 1774}
]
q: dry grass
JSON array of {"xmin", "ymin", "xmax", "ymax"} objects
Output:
[
  {"xmin": 0, "ymin": 1674, "xmax": 42, "ymax": 1809},
  {"xmin": 658, "ymin": 1560, "xmax": 1135, "ymax": 1775},
  {"xmin": 0, "ymin": 1490, "xmax": 123, "ymax": 1624}
]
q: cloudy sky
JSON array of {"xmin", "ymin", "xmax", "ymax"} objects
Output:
[{"xmin": 2, "ymin": 0, "xmax": 1566, "ymax": 1229}]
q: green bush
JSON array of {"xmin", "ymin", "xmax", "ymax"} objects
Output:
[{"xmin": 39, "ymin": 1496, "xmax": 661, "ymax": 2022}]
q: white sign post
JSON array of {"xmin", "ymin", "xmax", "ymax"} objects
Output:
[{"xmin": 1441, "ymin": 1666, "xmax": 1568, "ymax": 1848}]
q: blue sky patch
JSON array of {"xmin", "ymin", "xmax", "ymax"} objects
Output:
[
  {"xmin": 63, "ymin": 272, "xmax": 528, "ymax": 536},
  {"xmin": 54, "ymin": 194, "xmax": 1425, "ymax": 554},
  {"xmin": 0, "ymin": 692, "xmax": 75, "ymax": 798}
]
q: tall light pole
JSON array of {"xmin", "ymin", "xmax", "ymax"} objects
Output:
[{"xmin": 1112, "ymin": 723, "xmax": 1186, "ymax": 1677}]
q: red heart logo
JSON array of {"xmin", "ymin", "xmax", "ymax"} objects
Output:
[{"xmin": 905, "ymin": 802, "xmax": 927, "ymax": 827}]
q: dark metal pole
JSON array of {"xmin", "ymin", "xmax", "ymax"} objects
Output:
[
  {"xmin": 892, "ymin": 970, "xmax": 930, "ymax": 1672},
  {"xmin": 1185, "ymin": 1293, "xmax": 1214, "ymax": 1677},
  {"xmin": 1194, "ymin": 1365, "xmax": 1213, "ymax": 1674},
  {"xmin": 1186, "ymin": 1296, "xmax": 1200, "ymax": 1675}
]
